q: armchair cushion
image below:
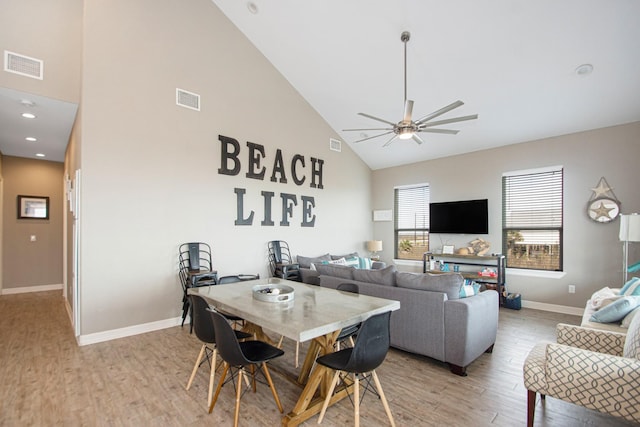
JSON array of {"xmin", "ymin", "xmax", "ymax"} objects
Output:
[
  {"xmin": 623, "ymin": 310, "xmax": 640, "ymax": 359},
  {"xmin": 556, "ymin": 323, "xmax": 625, "ymax": 356}
]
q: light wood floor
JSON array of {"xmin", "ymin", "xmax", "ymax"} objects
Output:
[{"xmin": 0, "ymin": 291, "xmax": 636, "ymax": 426}]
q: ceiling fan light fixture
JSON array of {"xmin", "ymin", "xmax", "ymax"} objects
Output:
[{"xmin": 398, "ymin": 127, "xmax": 414, "ymax": 139}]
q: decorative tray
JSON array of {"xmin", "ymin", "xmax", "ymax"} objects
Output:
[{"xmin": 252, "ymin": 284, "xmax": 295, "ymax": 303}]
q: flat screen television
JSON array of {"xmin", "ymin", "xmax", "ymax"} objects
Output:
[{"xmin": 429, "ymin": 199, "xmax": 488, "ymax": 234}]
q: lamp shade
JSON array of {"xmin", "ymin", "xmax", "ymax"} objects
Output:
[
  {"xmin": 619, "ymin": 214, "xmax": 640, "ymax": 242},
  {"xmin": 366, "ymin": 240, "xmax": 383, "ymax": 252}
]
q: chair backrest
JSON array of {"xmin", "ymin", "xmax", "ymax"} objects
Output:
[
  {"xmin": 268, "ymin": 240, "xmax": 294, "ymax": 264},
  {"xmin": 337, "ymin": 283, "xmax": 359, "ymax": 294},
  {"xmin": 344, "ymin": 311, "xmax": 391, "ymax": 373},
  {"xmin": 218, "ymin": 274, "xmax": 260, "ymax": 285},
  {"xmin": 210, "ymin": 310, "xmax": 251, "ymax": 367},
  {"xmin": 179, "ymin": 242, "xmax": 213, "ymax": 272},
  {"xmin": 189, "ymin": 294, "xmax": 216, "ymax": 344}
]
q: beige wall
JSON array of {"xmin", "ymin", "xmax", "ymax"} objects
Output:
[
  {"xmin": 373, "ymin": 122, "xmax": 640, "ymax": 308},
  {"xmin": 76, "ymin": 0, "xmax": 372, "ymax": 335},
  {"xmin": 1, "ymin": 156, "xmax": 64, "ymax": 289}
]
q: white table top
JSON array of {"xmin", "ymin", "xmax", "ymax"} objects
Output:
[{"xmin": 189, "ymin": 278, "xmax": 400, "ymax": 343}]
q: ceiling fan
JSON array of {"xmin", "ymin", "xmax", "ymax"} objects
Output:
[{"xmin": 343, "ymin": 31, "xmax": 478, "ymax": 147}]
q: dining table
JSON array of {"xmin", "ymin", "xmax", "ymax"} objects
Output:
[{"xmin": 189, "ymin": 277, "xmax": 400, "ymax": 426}]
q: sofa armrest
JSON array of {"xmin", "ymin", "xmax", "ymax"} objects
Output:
[
  {"xmin": 556, "ymin": 323, "xmax": 625, "ymax": 356},
  {"xmin": 372, "ymin": 261, "xmax": 386, "ymax": 270},
  {"xmin": 543, "ymin": 343, "xmax": 640, "ymax": 421},
  {"xmin": 299, "ymin": 268, "xmax": 320, "ymax": 285},
  {"xmin": 444, "ymin": 290, "xmax": 499, "ymax": 368}
]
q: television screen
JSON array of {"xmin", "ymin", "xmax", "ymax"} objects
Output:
[{"xmin": 429, "ymin": 199, "xmax": 488, "ymax": 234}]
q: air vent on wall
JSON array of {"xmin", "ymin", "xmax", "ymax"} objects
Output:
[
  {"xmin": 176, "ymin": 88, "xmax": 200, "ymax": 111},
  {"xmin": 4, "ymin": 50, "xmax": 43, "ymax": 80},
  {"xmin": 329, "ymin": 138, "xmax": 342, "ymax": 152}
]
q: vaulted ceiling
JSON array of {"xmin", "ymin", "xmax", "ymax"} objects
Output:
[{"xmin": 211, "ymin": 0, "xmax": 640, "ymax": 169}]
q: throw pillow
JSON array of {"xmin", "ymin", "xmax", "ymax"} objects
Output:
[
  {"xmin": 352, "ymin": 265, "xmax": 396, "ymax": 286},
  {"xmin": 314, "ymin": 264, "xmax": 355, "ymax": 280},
  {"xmin": 343, "ymin": 256, "xmax": 361, "ymax": 268},
  {"xmin": 395, "ymin": 271, "xmax": 463, "ymax": 300},
  {"xmin": 358, "ymin": 257, "xmax": 372, "ymax": 269},
  {"xmin": 331, "ymin": 252, "xmax": 359, "ymax": 260},
  {"xmin": 588, "ymin": 287, "xmax": 619, "ymax": 310},
  {"xmin": 590, "ymin": 296, "xmax": 640, "ymax": 323},
  {"xmin": 623, "ymin": 308, "xmax": 640, "ymax": 359},
  {"xmin": 621, "ymin": 277, "xmax": 640, "ymax": 296},
  {"xmin": 459, "ymin": 279, "xmax": 481, "ymax": 298},
  {"xmin": 297, "ymin": 253, "xmax": 331, "ymax": 269},
  {"xmin": 321, "ymin": 258, "xmax": 347, "ymax": 266},
  {"xmin": 622, "ymin": 306, "xmax": 640, "ymax": 328}
]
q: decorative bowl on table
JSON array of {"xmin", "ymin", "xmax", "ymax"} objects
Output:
[{"xmin": 252, "ymin": 284, "xmax": 295, "ymax": 302}]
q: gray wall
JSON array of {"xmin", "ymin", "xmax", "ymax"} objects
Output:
[{"xmin": 372, "ymin": 122, "xmax": 640, "ymax": 308}]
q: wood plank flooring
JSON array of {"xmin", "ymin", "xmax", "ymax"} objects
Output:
[{"xmin": 0, "ymin": 290, "xmax": 636, "ymax": 426}]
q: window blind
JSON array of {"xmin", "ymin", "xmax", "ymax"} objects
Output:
[
  {"xmin": 395, "ymin": 185, "xmax": 430, "ymax": 230},
  {"xmin": 503, "ymin": 169, "xmax": 563, "ymax": 228}
]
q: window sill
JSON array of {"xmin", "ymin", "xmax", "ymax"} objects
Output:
[
  {"xmin": 393, "ymin": 259, "xmax": 422, "ymax": 266},
  {"xmin": 506, "ymin": 268, "xmax": 566, "ymax": 279}
]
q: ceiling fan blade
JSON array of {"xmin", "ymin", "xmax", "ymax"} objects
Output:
[
  {"xmin": 418, "ymin": 128, "xmax": 460, "ymax": 135},
  {"xmin": 353, "ymin": 131, "xmax": 395, "ymax": 143},
  {"xmin": 415, "ymin": 100, "xmax": 464, "ymax": 125},
  {"xmin": 382, "ymin": 134, "xmax": 398, "ymax": 147},
  {"xmin": 412, "ymin": 134, "xmax": 424, "ymax": 144},
  {"xmin": 403, "ymin": 100, "xmax": 414, "ymax": 122},
  {"xmin": 343, "ymin": 127, "xmax": 394, "ymax": 132},
  {"xmin": 358, "ymin": 112, "xmax": 396, "ymax": 126},
  {"xmin": 419, "ymin": 114, "xmax": 478, "ymax": 128}
]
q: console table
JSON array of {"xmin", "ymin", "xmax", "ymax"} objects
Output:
[{"xmin": 423, "ymin": 252, "xmax": 506, "ymax": 305}]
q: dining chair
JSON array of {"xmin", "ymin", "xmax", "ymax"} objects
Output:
[
  {"xmin": 185, "ymin": 295, "xmax": 251, "ymax": 408},
  {"xmin": 268, "ymin": 240, "xmax": 301, "ymax": 281},
  {"xmin": 179, "ymin": 242, "xmax": 218, "ymax": 332},
  {"xmin": 335, "ymin": 283, "xmax": 361, "ymax": 350},
  {"xmin": 208, "ymin": 310, "xmax": 285, "ymax": 426},
  {"xmin": 216, "ymin": 274, "xmax": 260, "ymax": 329},
  {"xmin": 316, "ymin": 311, "xmax": 396, "ymax": 427}
]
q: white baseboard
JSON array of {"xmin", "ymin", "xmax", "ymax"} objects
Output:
[
  {"xmin": 521, "ymin": 299, "xmax": 584, "ymax": 316},
  {"xmin": 77, "ymin": 316, "xmax": 184, "ymax": 346},
  {"xmin": 1, "ymin": 283, "xmax": 63, "ymax": 295}
]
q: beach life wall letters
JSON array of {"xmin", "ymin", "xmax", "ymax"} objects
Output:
[{"xmin": 217, "ymin": 135, "xmax": 324, "ymax": 227}]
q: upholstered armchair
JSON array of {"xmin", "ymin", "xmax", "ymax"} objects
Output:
[{"xmin": 523, "ymin": 314, "xmax": 640, "ymax": 426}]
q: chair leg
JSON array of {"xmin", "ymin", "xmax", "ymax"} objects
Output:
[
  {"xmin": 371, "ymin": 370, "xmax": 395, "ymax": 427},
  {"xmin": 527, "ymin": 389, "xmax": 536, "ymax": 427},
  {"xmin": 207, "ymin": 348, "xmax": 217, "ymax": 408},
  {"xmin": 353, "ymin": 373, "xmax": 360, "ymax": 427},
  {"xmin": 233, "ymin": 369, "xmax": 243, "ymax": 427},
  {"xmin": 209, "ymin": 363, "xmax": 229, "ymax": 413},
  {"xmin": 318, "ymin": 370, "xmax": 341, "ymax": 424},
  {"xmin": 186, "ymin": 344, "xmax": 206, "ymax": 390},
  {"xmin": 262, "ymin": 363, "xmax": 284, "ymax": 413}
]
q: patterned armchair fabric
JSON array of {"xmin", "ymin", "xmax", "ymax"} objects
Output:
[{"xmin": 523, "ymin": 316, "xmax": 640, "ymax": 426}]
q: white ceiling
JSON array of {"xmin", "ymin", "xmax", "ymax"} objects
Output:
[
  {"xmin": 0, "ymin": 87, "xmax": 77, "ymax": 162},
  {"xmin": 1, "ymin": 1, "xmax": 639, "ymax": 168},
  {"xmin": 211, "ymin": 0, "xmax": 640, "ymax": 170}
]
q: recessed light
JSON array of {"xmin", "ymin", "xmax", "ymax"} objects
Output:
[
  {"xmin": 575, "ymin": 63, "xmax": 594, "ymax": 77},
  {"xmin": 35, "ymin": 153, "xmax": 45, "ymax": 157},
  {"xmin": 247, "ymin": 2, "xmax": 258, "ymax": 14},
  {"xmin": 25, "ymin": 137, "xmax": 37, "ymax": 142},
  {"xmin": 21, "ymin": 112, "xmax": 36, "ymax": 119},
  {"xmin": 20, "ymin": 99, "xmax": 36, "ymax": 107}
]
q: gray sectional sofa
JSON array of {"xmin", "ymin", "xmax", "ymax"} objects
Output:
[
  {"xmin": 296, "ymin": 252, "xmax": 385, "ymax": 285},
  {"xmin": 316, "ymin": 263, "xmax": 499, "ymax": 376}
]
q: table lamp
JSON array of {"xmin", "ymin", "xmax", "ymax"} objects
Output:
[
  {"xmin": 619, "ymin": 213, "xmax": 640, "ymax": 283},
  {"xmin": 366, "ymin": 240, "xmax": 383, "ymax": 260}
]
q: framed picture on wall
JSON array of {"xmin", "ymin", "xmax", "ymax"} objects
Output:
[{"xmin": 17, "ymin": 195, "xmax": 49, "ymax": 219}]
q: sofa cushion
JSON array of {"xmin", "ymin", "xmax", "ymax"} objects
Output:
[
  {"xmin": 297, "ymin": 253, "xmax": 331, "ymax": 269},
  {"xmin": 396, "ymin": 272, "xmax": 463, "ymax": 300},
  {"xmin": 352, "ymin": 264, "xmax": 396, "ymax": 286},
  {"xmin": 590, "ymin": 296, "xmax": 640, "ymax": 323},
  {"xmin": 314, "ymin": 264, "xmax": 355, "ymax": 280},
  {"xmin": 623, "ymin": 309, "xmax": 640, "ymax": 359}
]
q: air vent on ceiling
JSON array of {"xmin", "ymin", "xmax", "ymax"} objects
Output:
[
  {"xmin": 4, "ymin": 50, "xmax": 43, "ymax": 80},
  {"xmin": 176, "ymin": 88, "xmax": 200, "ymax": 111},
  {"xmin": 329, "ymin": 138, "xmax": 342, "ymax": 152}
]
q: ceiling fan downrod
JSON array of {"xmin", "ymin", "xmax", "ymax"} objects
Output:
[{"xmin": 401, "ymin": 31, "xmax": 410, "ymax": 104}]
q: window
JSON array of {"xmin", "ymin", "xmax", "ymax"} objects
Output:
[
  {"xmin": 502, "ymin": 167, "xmax": 563, "ymax": 271},
  {"xmin": 394, "ymin": 184, "xmax": 430, "ymax": 260}
]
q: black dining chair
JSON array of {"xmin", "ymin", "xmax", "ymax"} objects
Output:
[
  {"xmin": 268, "ymin": 240, "xmax": 301, "ymax": 281},
  {"xmin": 316, "ymin": 311, "xmax": 396, "ymax": 427},
  {"xmin": 208, "ymin": 310, "xmax": 285, "ymax": 426},
  {"xmin": 335, "ymin": 283, "xmax": 361, "ymax": 350},
  {"xmin": 185, "ymin": 295, "xmax": 251, "ymax": 408},
  {"xmin": 179, "ymin": 242, "xmax": 218, "ymax": 332}
]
